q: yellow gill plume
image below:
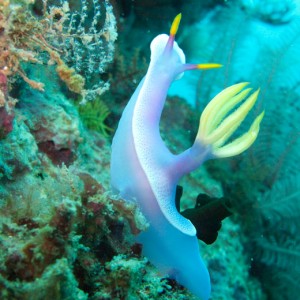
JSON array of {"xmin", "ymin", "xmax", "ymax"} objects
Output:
[{"xmin": 197, "ymin": 82, "xmax": 264, "ymax": 158}]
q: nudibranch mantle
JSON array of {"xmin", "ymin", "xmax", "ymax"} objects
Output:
[{"xmin": 111, "ymin": 14, "xmax": 263, "ymax": 300}]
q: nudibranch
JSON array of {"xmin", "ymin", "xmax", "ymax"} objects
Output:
[{"xmin": 110, "ymin": 14, "xmax": 264, "ymax": 300}]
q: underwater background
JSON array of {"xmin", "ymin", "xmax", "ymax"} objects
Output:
[{"xmin": 0, "ymin": 0, "xmax": 299, "ymax": 299}]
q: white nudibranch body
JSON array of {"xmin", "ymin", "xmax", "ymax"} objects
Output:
[{"xmin": 110, "ymin": 13, "xmax": 264, "ymax": 300}]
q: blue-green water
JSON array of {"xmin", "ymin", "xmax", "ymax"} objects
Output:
[{"xmin": 0, "ymin": 1, "xmax": 299, "ymax": 299}]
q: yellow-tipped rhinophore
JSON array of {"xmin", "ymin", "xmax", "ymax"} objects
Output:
[
  {"xmin": 196, "ymin": 83, "xmax": 264, "ymax": 158},
  {"xmin": 197, "ymin": 63, "xmax": 223, "ymax": 70},
  {"xmin": 170, "ymin": 13, "xmax": 182, "ymax": 36}
]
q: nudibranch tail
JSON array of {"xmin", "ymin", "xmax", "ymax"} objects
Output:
[{"xmin": 196, "ymin": 82, "xmax": 264, "ymax": 158}]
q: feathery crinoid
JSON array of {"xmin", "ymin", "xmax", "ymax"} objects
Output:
[{"xmin": 252, "ymin": 174, "xmax": 300, "ymax": 299}]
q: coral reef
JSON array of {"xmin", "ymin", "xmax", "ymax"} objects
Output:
[
  {"xmin": 0, "ymin": 0, "xmax": 117, "ymax": 100},
  {"xmin": 0, "ymin": 73, "xmax": 14, "ymax": 139}
]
